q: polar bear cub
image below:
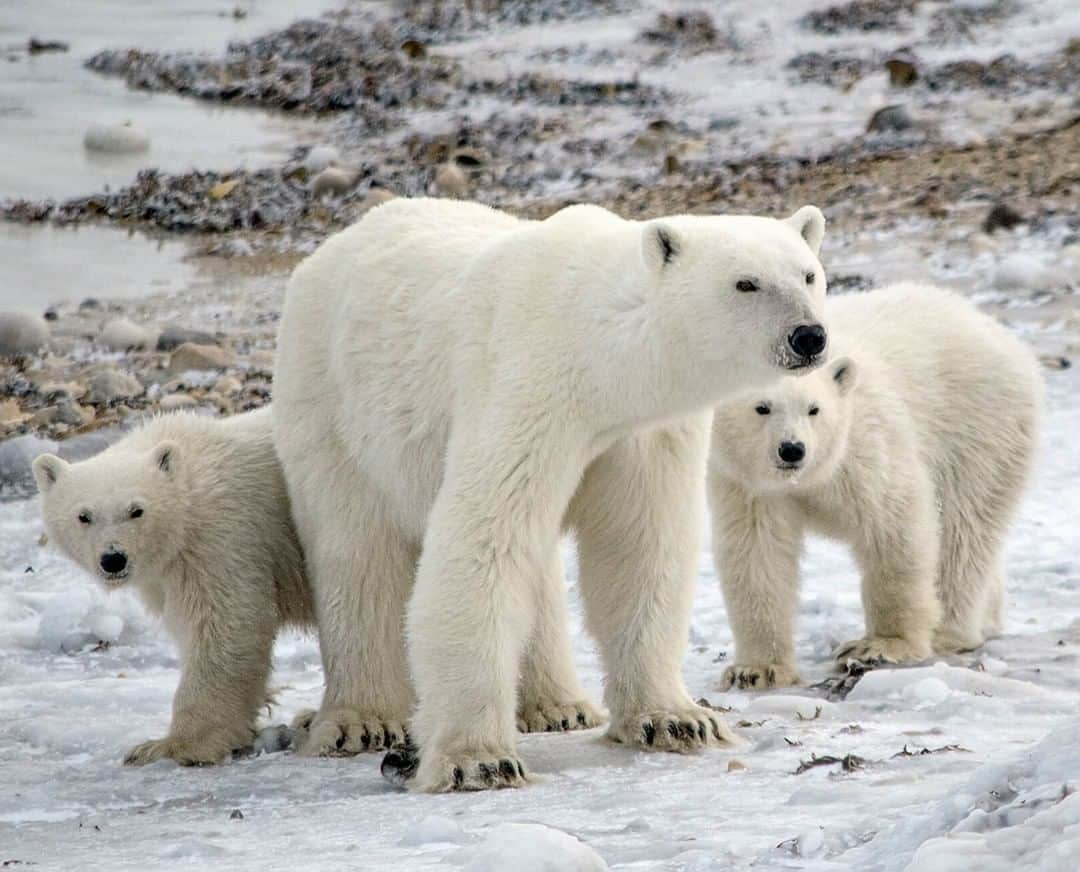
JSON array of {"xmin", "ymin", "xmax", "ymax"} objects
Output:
[
  {"xmin": 273, "ymin": 196, "xmax": 830, "ymax": 791},
  {"xmin": 709, "ymin": 283, "xmax": 1042, "ymax": 689},
  {"xmin": 33, "ymin": 408, "xmax": 315, "ymax": 765}
]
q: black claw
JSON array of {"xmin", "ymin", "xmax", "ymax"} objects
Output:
[
  {"xmin": 380, "ymin": 745, "xmax": 419, "ymax": 789},
  {"xmin": 666, "ymin": 721, "xmax": 679, "ymax": 739},
  {"xmin": 516, "ymin": 761, "xmax": 526, "ymax": 779},
  {"xmin": 698, "ymin": 722, "xmax": 707, "ymax": 741},
  {"xmin": 478, "ymin": 762, "xmax": 496, "ymax": 784},
  {"xmin": 711, "ymin": 719, "xmax": 723, "ymax": 741},
  {"xmin": 642, "ymin": 722, "xmax": 657, "ymax": 745},
  {"xmin": 453, "ymin": 766, "xmax": 465, "ymax": 789},
  {"xmin": 498, "ymin": 759, "xmax": 517, "ymax": 780},
  {"xmin": 335, "ymin": 731, "xmax": 346, "ymax": 750},
  {"xmin": 560, "ymin": 718, "xmax": 570, "ymax": 731},
  {"xmin": 577, "ymin": 712, "xmax": 588, "ymax": 726},
  {"xmin": 386, "ymin": 731, "xmax": 399, "ymax": 748}
]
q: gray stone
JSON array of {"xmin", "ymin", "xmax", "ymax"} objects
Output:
[
  {"xmin": 100, "ymin": 318, "xmax": 158, "ymax": 352},
  {"xmin": 168, "ymin": 342, "xmax": 236, "ymax": 373},
  {"xmin": 311, "ymin": 166, "xmax": 359, "ymax": 197},
  {"xmin": 82, "ymin": 367, "xmax": 144, "ymax": 406},
  {"xmin": 867, "ymin": 104, "xmax": 913, "ymax": 133},
  {"xmin": 157, "ymin": 326, "xmax": 217, "ymax": 351},
  {"xmin": 0, "ymin": 312, "xmax": 49, "ymax": 356}
]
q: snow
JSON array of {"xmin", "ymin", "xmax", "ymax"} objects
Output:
[{"xmin": 1, "ymin": 364, "xmax": 1077, "ymax": 869}]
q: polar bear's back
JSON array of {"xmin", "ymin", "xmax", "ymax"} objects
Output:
[{"xmin": 830, "ymin": 283, "xmax": 1042, "ymax": 475}]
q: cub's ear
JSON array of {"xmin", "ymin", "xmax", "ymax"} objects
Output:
[
  {"xmin": 32, "ymin": 453, "xmax": 68, "ymax": 493},
  {"xmin": 641, "ymin": 221, "xmax": 682, "ymax": 272},
  {"xmin": 786, "ymin": 205, "xmax": 826, "ymax": 256},
  {"xmin": 829, "ymin": 356, "xmax": 858, "ymax": 396},
  {"xmin": 151, "ymin": 441, "xmax": 180, "ymax": 475}
]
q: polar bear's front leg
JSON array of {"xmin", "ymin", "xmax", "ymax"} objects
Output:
[
  {"xmin": 393, "ymin": 422, "xmax": 590, "ymax": 792},
  {"xmin": 711, "ymin": 485, "xmax": 805, "ymax": 690},
  {"xmin": 838, "ymin": 477, "xmax": 940, "ymax": 667},
  {"xmin": 571, "ymin": 419, "xmax": 737, "ymax": 751},
  {"xmin": 517, "ymin": 549, "xmax": 605, "ymax": 734},
  {"xmin": 125, "ymin": 600, "xmax": 274, "ymax": 766}
]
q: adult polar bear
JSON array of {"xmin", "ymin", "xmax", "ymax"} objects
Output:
[{"xmin": 273, "ymin": 197, "xmax": 829, "ymax": 791}]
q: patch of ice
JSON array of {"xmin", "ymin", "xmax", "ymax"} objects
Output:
[{"xmin": 461, "ymin": 823, "xmax": 608, "ymax": 872}]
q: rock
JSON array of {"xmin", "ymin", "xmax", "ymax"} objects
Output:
[
  {"xmin": 969, "ymin": 233, "xmax": 998, "ymax": 255},
  {"xmin": 43, "ymin": 307, "xmax": 59, "ymax": 321},
  {"xmin": 0, "ymin": 399, "xmax": 29, "ymax": 425},
  {"xmin": 159, "ymin": 393, "xmax": 197, "ymax": 411},
  {"xmin": 28, "ymin": 37, "xmax": 69, "ymax": 54},
  {"xmin": 663, "ymin": 154, "xmax": 681, "ymax": 175},
  {"xmin": 867, "ymin": 104, "xmax": 912, "ymax": 133},
  {"xmin": 79, "ymin": 297, "xmax": 102, "ymax": 311},
  {"xmin": 433, "ymin": 163, "xmax": 468, "ymax": 198},
  {"xmin": 983, "ymin": 202, "xmax": 1025, "ymax": 234},
  {"xmin": 168, "ymin": 342, "xmax": 235, "ymax": 373},
  {"xmin": 157, "ymin": 326, "xmax": 217, "ymax": 352},
  {"xmin": 38, "ymin": 381, "xmax": 85, "ymax": 403},
  {"xmin": 885, "ymin": 55, "xmax": 918, "ymax": 87},
  {"xmin": 82, "ymin": 367, "xmax": 144, "ymax": 406},
  {"xmin": 401, "ymin": 39, "xmax": 426, "ymax": 59},
  {"xmin": 727, "ymin": 759, "xmax": 747, "ymax": 772},
  {"xmin": 99, "ymin": 318, "xmax": 157, "ymax": 352},
  {"xmin": 83, "ymin": 123, "xmax": 151, "ymax": 154},
  {"xmin": 246, "ymin": 349, "xmax": 275, "ymax": 369},
  {"xmin": 212, "ymin": 375, "xmax": 242, "ymax": 395},
  {"xmin": 356, "ymin": 187, "xmax": 396, "ymax": 217},
  {"xmin": 208, "ymin": 179, "xmax": 240, "ymax": 200},
  {"xmin": 994, "ymin": 252, "xmax": 1060, "ymax": 291},
  {"xmin": 302, "ymin": 145, "xmax": 341, "ymax": 173},
  {"xmin": 311, "ymin": 166, "xmax": 360, "ymax": 197},
  {"xmin": 0, "ymin": 312, "xmax": 49, "ymax": 356},
  {"xmin": 31, "ymin": 398, "xmax": 90, "ymax": 428}
]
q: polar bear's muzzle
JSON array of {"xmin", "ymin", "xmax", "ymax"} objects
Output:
[{"xmin": 784, "ymin": 324, "xmax": 827, "ymax": 370}]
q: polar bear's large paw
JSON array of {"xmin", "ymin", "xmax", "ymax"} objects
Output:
[
  {"xmin": 932, "ymin": 624, "xmax": 984, "ymax": 654},
  {"xmin": 721, "ymin": 662, "xmax": 801, "ymax": 691},
  {"xmin": 516, "ymin": 697, "xmax": 606, "ymax": 733},
  {"xmin": 607, "ymin": 702, "xmax": 738, "ymax": 752},
  {"xmin": 380, "ymin": 742, "xmax": 529, "ymax": 793},
  {"xmin": 123, "ymin": 735, "xmax": 231, "ymax": 767},
  {"xmin": 834, "ymin": 635, "xmax": 930, "ymax": 666},
  {"xmin": 297, "ymin": 707, "xmax": 409, "ymax": 756}
]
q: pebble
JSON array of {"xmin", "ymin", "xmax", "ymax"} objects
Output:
[
  {"xmin": 994, "ymin": 252, "xmax": 1060, "ymax": 291},
  {"xmin": 357, "ymin": 187, "xmax": 396, "ymax": 216},
  {"xmin": 82, "ymin": 367, "xmax": 144, "ymax": 406},
  {"xmin": 0, "ymin": 399, "xmax": 29, "ymax": 426},
  {"xmin": 100, "ymin": 318, "xmax": 157, "ymax": 352},
  {"xmin": 157, "ymin": 326, "xmax": 217, "ymax": 352},
  {"xmin": 168, "ymin": 342, "xmax": 236, "ymax": 373},
  {"xmin": 212, "ymin": 375, "xmax": 243, "ymax": 395},
  {"xmin": 727, "ymin": 759, "xmax": 746, "ymax": 772},
  {"xmin": 885, "ymin": 55, "xmax": 918, "ymax": 87},
  {"xmin": 31, "ymin": 398, "xmax": 90, "ymax": 428},
  {"xmin": 159, "ymin": 393, "xmax": 198, "ymax": 411},
  {"xmin": 302, "ymin": 145, "xmax": 341, "ymax": 173},
  {"xmin": 867, "ymin": 104, "xmax": 913, "ymax": 133},
  {"xmin": 311, "ymin": 166, "xmax": 360, "ymax": 197},
  {"xmin": 1039, "ymin": 355, "xmax": 1071, "ymax": 371},
  {"xmin": 83, "ymin": 123, "xmax": 151, "ymax": 154},
  {"xmin": 983, "ymin": 202, "xmax": 1024, "ymax": 233},
  {"xmin": 433, "ymin": 162, "xmax": 468, "ymax": 198},
  {"xmin": 0, "ymin": 312, "xmax": 49, "ymax": 356}
]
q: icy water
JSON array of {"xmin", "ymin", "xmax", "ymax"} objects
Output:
[{"xmin": 0, "ymin": 0, "xmax": 337, "ymax": 311}]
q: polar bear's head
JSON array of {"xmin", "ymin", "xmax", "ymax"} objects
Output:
[
  {"xmin": 641, "ymin": 205, "xmax": 829, "ymax": 396},
  {"xmin": 33, "ymin": 441, "xmax": 184, "ymax": 590},
  {"xmin": 711, "ymin": 356, "xmax": 858, "ymax": 492}
]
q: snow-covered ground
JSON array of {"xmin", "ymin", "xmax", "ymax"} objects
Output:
[{"xmin": 1, "ymin": 362, "xmax": 1076, "ymax": 869}]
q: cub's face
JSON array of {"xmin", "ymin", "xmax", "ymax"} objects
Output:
[
  {"xmin": 712, "ymin": 356, "xmax": 858, "ymax": 493},
  {"xmin": 643, "ymin": 205, "xmax": 830, "ymax": 396},
  {"xmin": 33, "ymin": 441, "xmax": 181, "ymax": 590}
]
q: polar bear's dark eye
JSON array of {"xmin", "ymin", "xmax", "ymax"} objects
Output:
[
  {"xmin": 809, "ymin": 406, "xmax": 820, "ymax": 416},
  {"xmin": 78, "ymin": 512, "xmax": 92, "ymax": 525},
  {"xmin": 129, "ymin": 507, "xmax": 144, "ymax": 519},
  {"xmin": 805, "ymin": 272, "xmax": 815, "ymax": 285},
  {"xmin": 755, "ymin": 404, "xmax": 770, "ymax": 416},
  {"xmin": 736, "ymin": 279, "xmax": 760, "ymax": 293}
]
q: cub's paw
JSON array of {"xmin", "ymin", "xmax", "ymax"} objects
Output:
[
  {"xmin": 607, "ymin": 703, "xmax": 738, "ymax": 752},
  {"xmin": 381, "ymin": 742, "xmax": 529, "ymax": 793},
  {"xmin": 932, "ymin": 625, "xmax": 984, "ymax": 654},
  {"xmin": 124, "ymin": 736, "xmax": 230, "ymax": 767},
  {"xmin": 298, "ymin": 707, "xmax": 409, "ymax": 756},
  {"xmin": 721, "ymin": 663, "xmax": 800, "ymax": 691},
  {"xmin": 516, "ymin": 697, "xmax": 606, "ymax": 733},
  {"xmin": 834, "ymin": 635, "xmax": 930, "ymax": 666}
]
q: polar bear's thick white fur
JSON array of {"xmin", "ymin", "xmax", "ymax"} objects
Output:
[
  {"xmin": 33, "ymin": 408, "xmax": 314, "ymax": 765},
  {"xmin": 273, "ymin": 197, "xmax": 829, "ymax": 791},
  {"xmin": 709, "ymin": 283, "xmax": 1043, "ymax": 689}
]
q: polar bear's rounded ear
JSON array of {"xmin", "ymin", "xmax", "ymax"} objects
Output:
[
  {"xmin": 151, "ymin": 441, "xmax": 180, "ymax": 475},
  {"xmin": 829, "ymin": 356, "xmax": 858, "ymax": 396},
  {"xmin": 32, "ymin": 453, "xmax": 68, "ymax": 493},
  {"xmin": 786, "ymin": 205, "xmax": 826, "ymax": 256},
  {"xmin": 641, "ymin": 221, "xmax": 682, "ymax": 272}
]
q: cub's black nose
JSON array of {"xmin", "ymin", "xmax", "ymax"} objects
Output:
[
  {"xmin": 788, "ymin": 324, "xmax": 827, "ymax": 360},
  {"xmin": 100, "ymin": 550, "xmax": 128, "ymax": 575},
  {"xmin": 778, "ymin": 441, "xmax": 806, "ymax": 464}
]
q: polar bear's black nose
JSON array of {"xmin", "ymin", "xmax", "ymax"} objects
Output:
[
  {"xmin": 788, "ymin": 324, "xmax": 827, "ymax": 361},
  {"xmin": 100, "ymin": 550, "xmax": 128, "ymax": 575},
  {"xmin": 778, "ymin": 441, "xmax": 805, "ymax": 464}
]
